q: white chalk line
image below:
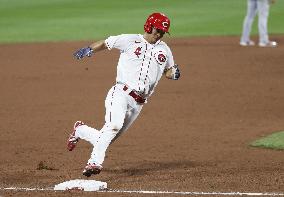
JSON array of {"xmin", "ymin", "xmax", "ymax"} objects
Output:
[
  {"xmin": 1, "ymin": 187, "xmax": 284, "ymax": 196},
  {"xmin": 103, "ymin": 190, "xmax": 284, "ymax": 196}
]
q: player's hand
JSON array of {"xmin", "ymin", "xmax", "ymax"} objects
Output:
[
  {"xmin": 172, "ymin": 64, "xmax": 180, "ymax": 80},
  {"xmin": 73, "ymin": 47, "xmax": 94, "ymax": 60}
]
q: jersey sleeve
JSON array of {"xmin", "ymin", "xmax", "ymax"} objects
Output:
[
  {"xmin": 165, "ymin": 46, "xmax": 175, "ymax": 70},
  {"xmin": 105, "ymin": 34, "xmax": 129, "ymax": 51}
]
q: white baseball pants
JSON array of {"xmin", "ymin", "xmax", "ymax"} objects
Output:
[{"xmin": 74, "ymin": 83, "xmax": 143, "ymax": 166}]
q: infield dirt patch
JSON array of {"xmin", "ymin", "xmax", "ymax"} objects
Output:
[{"xmin": 0, "ymin": 35, "xmax": 284, "ymax": 196}]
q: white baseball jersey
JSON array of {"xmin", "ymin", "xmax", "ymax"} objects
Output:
[{"xmin": 105, "ymin": 34, "xmax": 175, "ymax": 98}]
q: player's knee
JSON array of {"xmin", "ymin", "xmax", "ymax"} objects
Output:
[{"xmin": 108, "ymin": 121, "xmax": 123, "ymax": 131}]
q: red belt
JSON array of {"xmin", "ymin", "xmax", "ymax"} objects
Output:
[{"xmin": 123, "ymin": 85, "xmax": 145, "ymax": 104}]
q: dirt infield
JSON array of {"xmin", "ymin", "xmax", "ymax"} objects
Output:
[{"xmin": 0, "ymin": 35, "xmax": 284, "ymax": 196}]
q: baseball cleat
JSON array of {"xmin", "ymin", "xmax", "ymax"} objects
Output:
[
  {"xmin": 258, "ymin": 41, "xmax": 277, "ymax": 47},
  {"xmin": 239, "ymin": 40, "xmax": 255, "ymax": 46},
  {"xmin": 67, "ymin": 121, "xmax": 85, "ymax": 151},
  {"xmin": 83, "ymin": 163, "xmax": 103, "ymax": 177}
]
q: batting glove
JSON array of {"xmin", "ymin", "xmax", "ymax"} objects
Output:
[
  {"xmin": 172, "ymin": 64, "xmax": 180, "ymax": 80},
  {"xmin": 74, "ymin": 47, "xmax": 94, "ymax": 60}
]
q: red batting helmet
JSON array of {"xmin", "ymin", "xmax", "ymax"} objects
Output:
[{"xmin": 144, "ymin": 13, "xmax": 170, "ymax": 33}]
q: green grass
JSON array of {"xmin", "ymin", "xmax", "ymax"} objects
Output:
[
  {"xmin": 251, "ymin": 131, "xmax": 284, "ymax": 150},
  {"xmin": 0, "ymin": 0, "xmax": 284, "ymax": 43}
]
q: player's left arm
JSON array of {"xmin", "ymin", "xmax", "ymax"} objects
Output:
[
  {"xmin": 164, "ymin": 64, "xmax": 180, "ymax": 80},
  {"xmin": 163, "ymin": 47, "xmax": 180, "ymax": 80}
]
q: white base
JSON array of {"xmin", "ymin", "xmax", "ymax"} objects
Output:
[{"xmin": 54, "ymin": 179, "xmax": 107, "ymax": 191}]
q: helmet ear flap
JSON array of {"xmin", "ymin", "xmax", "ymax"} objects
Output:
[
  {"xmin": 144, "ymin": 23, "xmax": 152, "ymax": 33},
  {"xmin": 147, "ymin": 26, "xmax": 153, "ymax": 34}
]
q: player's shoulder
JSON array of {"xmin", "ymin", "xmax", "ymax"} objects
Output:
[
  {"xmin": 157, "ymin": 40, "xmax": 172, "ymax": 53},
  {"xmin": 158, "ymin": 40, "xmax": 170, "ymax": 48},
  {"xmin": 115, "ymin": 34, "xmax": 140, "ymax": 41}
]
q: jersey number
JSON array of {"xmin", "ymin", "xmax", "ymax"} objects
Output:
[{"xmin": 134, "ymin": 47, "xmax": 142, "ymax": 58}]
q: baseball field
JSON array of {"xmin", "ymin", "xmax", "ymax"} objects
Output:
[{"xmin": 1, "ymin": 0, "xmax": 284, "ymax": 196}]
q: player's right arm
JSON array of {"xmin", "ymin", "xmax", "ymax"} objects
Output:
[
  {"xmin": 89, "ymin": 40, "xmax": 107, "ymax": 53},
  {"xmin": 73, "ymin": 34, "xmax": 129, "ymax": 60},
  {"xmin": 73, "ymin": 40, "xmax": 107, "ymax": 60}
]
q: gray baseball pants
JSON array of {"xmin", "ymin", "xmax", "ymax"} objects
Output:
[{"xmin": 240, "ymin": 0, "xmax": 270, "ymax": 44}]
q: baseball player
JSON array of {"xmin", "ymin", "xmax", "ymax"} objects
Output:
[
  {"xmin": 67, "ymin": 13, "xmax": 180, "ymax": 177},
  {"xmin": 240, "ymin": 0, "xmax": 277, "ymax": 47}
]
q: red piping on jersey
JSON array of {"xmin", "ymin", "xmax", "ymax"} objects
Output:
[
  {"xmin": 144, "ymin": 51, "xmax": 152, "ymax": 93},
  {"xmin": 138, "ymin": 44, "xmax": 148, "ymax": 92}
]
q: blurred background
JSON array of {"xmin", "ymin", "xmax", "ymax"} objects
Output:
[{"xmin": 0, "ymin": 0, "xmax": 283, "ymax": 43}]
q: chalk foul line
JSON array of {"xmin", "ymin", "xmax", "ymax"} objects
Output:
[
  {"xmin": 104, "ymin": 190, "xmax": 284, "ymax": 196},
  {"xmin": 0, "ymin": 187, "xmax": 284, "ymax": 196}
]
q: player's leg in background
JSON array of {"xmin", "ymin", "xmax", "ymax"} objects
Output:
[
  {"xmin": 75, "ymin": 124, "xmax": 100, "ymax": 145},
  {"xmin": 110, "ymin": 103, "xmax": 143, "ymax": 144},
  {"xmin": 257, "ymin": 0, "xmax": 270, "ymax": 44},
  {"xmin": 88, "ymin": 85, "xmax": 128, "ymax": 165},
  {"xmin": 240, "ymin": 0, "xmax": 258, "ymax": 43}
]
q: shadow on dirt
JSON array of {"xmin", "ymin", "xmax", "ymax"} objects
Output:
[{"xmin": 104, "ymin": 160, "xmax": 212, "ymax": 177}]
